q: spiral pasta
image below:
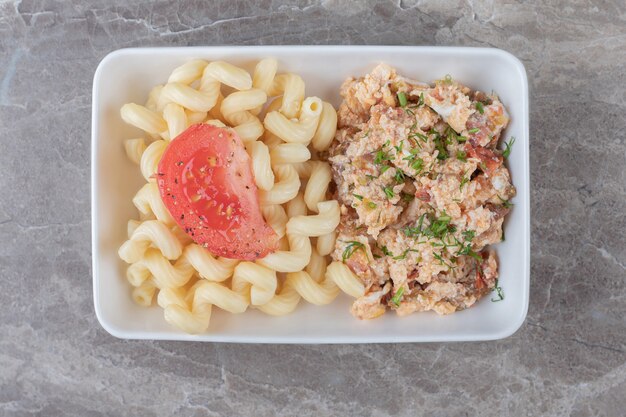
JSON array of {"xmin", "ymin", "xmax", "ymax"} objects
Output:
[
  {"xmin": 162, "ymin": 103, "xmax": 188, "ymax": 140},
  {"xmin": 121, "ymin": 103, "xmax": 167, "ymax": 135},
  {"xmin": 269, "ymin": 73, "xmax": 305, "ymax": 118},
  {"xmin": 269, "ymin": 143, "xmax": 311, "ymax": 165},
  {"xmin": 132, "ymin": 183, "xmax": 174, "ymax": 226},
  {"xmin": 326, "ymin": 261, "xmax": 366, "ymax": 298},
  {"xmin": 118, "ymin": 220, "xmax": 182, "ymax": 263},
  {"xmin": 264, "ymin": 96, "xmax": 323, "ymax": 144},
  {"xmin": 124, "ymin": 138, "xmax": 146, "ymax": 164},
  {"xmin": 167, "ymin": 59, "xmax": 208, "ymax": 85},
  {"xmin": 259, "ymin": 164, "xmax": 300, "ymax": 206},
  {"xmin": 311, "ymin": 101, "xmax": 338, "ymax": 151},
  {"xmin": 231, "ymin": 262, "xmax": 278, "ymax": 306},
  {"xmin": 220, "ymin": 88, "xmax": 266, "ymax": 143},
  {"xmin": 304, "ymin": 161, "xmax": 332, "ymax": 212},
  {"xmin": 140, "ymin": 140, "xmax": 168, "ymax": 181},
  {"xmin": 118, "ymin": 58, "xmax": 342, "ymax": 334}
]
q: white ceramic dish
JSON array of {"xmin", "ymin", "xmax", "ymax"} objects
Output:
[{"xmin": 92, "ymin": 46, "xmax": 530, "ymax": 343}]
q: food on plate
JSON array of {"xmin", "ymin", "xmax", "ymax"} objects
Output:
[
  {"xmin": 327, "ymin": 64, "xmax": 516, "ymax": 318},
  {"xmin": 118, "ymin": 59, "xmax": 341, "ymax": 334},
  {"xmin": 156, "ymin": 123, "xmax": 278, "ymax": 260},
  {"xmin": 116, "ymin": 58, "xmax": 516, "ymax": 334}
]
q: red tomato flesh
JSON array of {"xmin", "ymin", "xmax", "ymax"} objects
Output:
[
  {"xmin": 156, "ymin": 124, "xmax": 278, "ymax": 260},
  {"xmin": 465, "ymin": 143, "xmax": 503, "ymax": 177}
]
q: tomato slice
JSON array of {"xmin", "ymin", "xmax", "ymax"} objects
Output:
[{"xmin": 156, "ymin": 124, "xmax": 278, "ymax": 260}]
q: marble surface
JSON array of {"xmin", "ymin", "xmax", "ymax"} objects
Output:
[{"xmin": 0, "ymin": 0, "xmax": 625, "ymax": 415}]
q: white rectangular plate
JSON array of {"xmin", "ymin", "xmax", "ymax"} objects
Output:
[{"xmin": 92, "ymin": 46, "xmax": 530, "ymax": 343}]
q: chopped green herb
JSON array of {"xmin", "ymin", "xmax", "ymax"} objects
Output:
[
  {"xmin": 498, "ymin": 196, "xmax": 513, "ymax": 208},
  {"xmin": 393, "ymin": 248, "xmax": 418, "ymax": 260},
  {"xmin": 373, "ymin": 140, "xmax": 391, "ymax": 164},
  {"xmin": 407, "ymin": 124, "xmax": 428, "ymax": 147},
  {"xmin": 383, "ymin": 186, "xmax": 395, "ymax": 199},
  {"xmin": 391, "ymin": 287, "xmax": 405, "ymax": 306},
  {"xmin": 462, "ymin": 230, "xmax": 475, "ymax": 242},
  {"xmin": 457, "ymin": 243, "xmax": 482, "ymax": 260},
  {"xmin": 401, "ymin": 192, "xmax": 415, "ymax": 202},
  {"xmin": 433, "ymin": 252, "xmax": 453, "ymax": 269},
  {"xmin": 394, "ymin": 169, "xmax": 406, "ymax": 184},
  {"xmin": 432, "ymin": 130, "xmax": 448, "ymax": 160},
  {"xmin": 366, "ymin": 174, "xmax": 377, "ymax": 180},
  {"xmin": 403, "ymin": 151, "xmax": 424, "ymax": 174},
  {"xmin": 374, "ymin": 149, "xmax": 392, "ymax": 165},
  {"xmin": 444, "ymin": 74, "xmax": 453, "ymax": 84},
  {"xmin": 456, "ymin": 151, "xmax": 467, "ymax": 162},
  {"xmin": 411, "ymin": 157, "xmax": 424, "ymax": 173},
  {"xmin": 380, "ymin": 165, "xmax": 391, "ymax": 174},
  {"xmin": 381, "ymin": 246, "xmax": 393, "ymax": 257},
  {"xmin": 491, "ymin": 279, "xmax": 504, "ymax": 302},
  {"xmin": 468, "ymin": 128, "xmax": 480, "ymax": 134},
  {"xmin": 373, "ymin": 254, "xmax": 382, "ymax": 259},
  {"xmin": 423, "ymin": 212, "xmax": 454, "ymax": 240},
  {"xmin": 475, "ymin": 102, "xmax": 485, "ymax": 114},
  {"xmin": 409, "ymin": 132, "xmax": 429, "ymax": 143},
  {"xmin": 403, "ymin": 213, "xmax": 426, "ymax": 238},
  {"xmin": 459, "ymin": 169, "xmax": 472, "ymax": 191},
  {"xmin": 418, "ymin": 92, "xmax": 425, "ymax": 106},
  {"xmin": 394, "ymin": 140, "xmax": 404, "ymax": 152},
  {"xmin": 459, "ymin": 175, "xmax": 469, "ymax": 191},
  {"xmin": 342, "ymin": 241, "xmax": 366, "ymax": 262},
  {"xmin": 502, "ymin": 137, "xmax": 516, "ymax": 159},
  {"xmin": 397, "ymin": 91, "xmax": 408, "ymax": 107},
  {"xmin": 442, "ymin": 126, "xmax": 467, "ymax": 144},
  {"xmin": 367, "ymin": 201, "xmax": 378, "ymax": 209},
  {"xmin": 353, "ymin": 194, "xmax": 363, "ymax": 201}
]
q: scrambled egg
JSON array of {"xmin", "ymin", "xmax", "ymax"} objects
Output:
[{"xmin": 329, "ymin": 64, "xmax": 516, "ymax": 319}]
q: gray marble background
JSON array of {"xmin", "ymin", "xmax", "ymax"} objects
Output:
[{"xmin": 1, "ymin": 0, "xmax": 625, "ymax": 416}]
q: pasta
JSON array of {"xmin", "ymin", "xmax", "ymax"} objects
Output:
[
  {"xmin": 167, "ymin": 59, "xmax": 208, "ymax": 85},
  {"xmin": 263, "ymin": 97, "xmax": 322, "ymax": 144},
  {"xmin": 139, "ymin": 140, "xmax": 168, "ymax": 181},
  {"xmin": 303, "ymin": 161, "xmax": 332, "ymax": 212},
  {"xmin": 131, "ymin": 183, "xmax": 174, "ymax": 225},
  {"xmin": 231, "ymin": 262, "xmax": 278, "ymax": 306},
  {"xmin": 118, "ymin": 57, "xmax": 343, "ymax": 334},
  {"xmin": 258, "ymin": 164, "xmax": 300, "ymax": 206},
  {"xmin": 121, "ymin": 103, "xmax": 167, "ymax": 135},
  {"xmin": 311, "ymin": 101, "xmax": 338, "ymax": 151},
  {"xmin": 247, "ymin": 140, "xmax": 274, "ymax": 191},
  {"xmin": 162, "ymin": 103, "xmax": 187, "ymax": 140},
  {"xmin": 269, "ymin": 73, "xmax": 305, "ymax": 118},
  {"xmin": 326, "ymin": 261, "xmax": 365, "ymax": 298},
  {"xmin": 124, "ymin": 138, "xmax": 146, "ymax": 164},
  {"xmin": 118, "ymin": 220, "xmax": 182, "ymax": 263}
]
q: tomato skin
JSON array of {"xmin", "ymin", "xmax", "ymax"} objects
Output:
[
  {"xmin": 465, "ymin": 143, "xmax": 503, "ymax": 177},
  {"xmin": 156, "ymin": 124, "xmax": 278, "ymax": 260}
]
